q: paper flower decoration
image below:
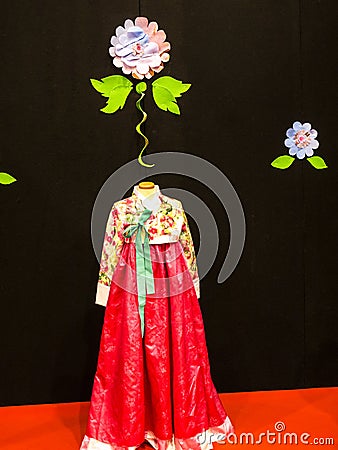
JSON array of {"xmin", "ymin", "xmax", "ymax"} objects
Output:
[
  {"xmin": 90, "ymin": 16, "xmax": 191, "ymax": 168},
  {"xmin": 284, "ymin": 122, "xmax": 319, "ymax": 159},
  {"xmin": 0, "ymin": 172, "xmax": 16, "ymax": 185},
  {"xmin": 271, "ymin": 121, "xmax": 328, "ymax": 169},
  {"xmin": 109, "ymin": 17, "xmax": 170, "ymax": 80}
]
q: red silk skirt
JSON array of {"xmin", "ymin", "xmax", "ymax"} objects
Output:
[{"xmin": 80, "ymin": 242, "xmax": 234, "ymax": 450}]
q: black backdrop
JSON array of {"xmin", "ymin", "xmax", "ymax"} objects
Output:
[{"xmin": 1, "ymin": 0, "xmax": 337, "ymax": 406}]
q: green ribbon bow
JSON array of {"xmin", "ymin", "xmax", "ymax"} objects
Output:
[{"xmin": 123, "ymin": 208, "xmax": 155, "ymax": 338}]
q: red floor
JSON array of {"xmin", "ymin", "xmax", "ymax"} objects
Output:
[{"xmin": 0, "ymin": 387, "xmax": 336, "ymax": 449}]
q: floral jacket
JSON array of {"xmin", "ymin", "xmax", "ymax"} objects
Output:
[{"xmin": 95, "ymin": 184, "xmax": 200, "ymax": 307}]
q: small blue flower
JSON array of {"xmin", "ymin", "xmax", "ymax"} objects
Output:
[{"xmin": 284, "ymin": 121, "xmax": 319, "ymax": 159}]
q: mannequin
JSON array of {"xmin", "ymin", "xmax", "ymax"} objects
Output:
[
  {"xmin": 138, "ymin": 181, "xmax": 156, "ymax": 196},
  {"xmin": 81, "ymin": 179, "xmax": 235, "ymax": 449},
  {"xmin": 137, "ymin": 181, "xmax": 156, "ymax": 243}
]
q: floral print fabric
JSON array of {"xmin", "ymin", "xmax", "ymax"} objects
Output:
[{"xmin": 96, "ymin": 186, "xmax": 200, "ymax": 307}]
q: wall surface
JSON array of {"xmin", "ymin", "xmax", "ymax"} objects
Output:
[{"xmin": 1, "ymin": 0, "xmax": 337, "ymax": 406}]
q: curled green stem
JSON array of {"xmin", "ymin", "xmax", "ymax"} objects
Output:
[{"xmin": 135, "ymin": 83, "xmax": 154, "ymax": 167}]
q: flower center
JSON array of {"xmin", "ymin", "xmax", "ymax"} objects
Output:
[
  {"xmin": 132, "ymin": 43, "xmax": 144, "ymax": 56},
  {"xmin": 294, "ymin": 130, "xmax": 311, "ymax": 148}
]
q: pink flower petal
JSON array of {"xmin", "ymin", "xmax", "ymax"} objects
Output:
[
  {"xmin": 136, "ymin": 61, "xmax": 150, "ymax": 75},
  {"xmin": 143, "ymin": 42, "xmax": 159, "ymax": 55},
  {"xmin": 109, "ymin": 47, "xmax": 115, "ymax": 57},
  {"xmin": 119, "ymin": 33, "xmax": 131, "ymax": 46},
  {"xmin": 132, "ymin": 69, "xmax": 144, "ymax": 80},
  {"xmin": 151, "ymin": 30, "xmax": 166, "ymax": 45},
  {"xmin": 124, "ymin": 18, "xmax": 134, "ymax": 29},
  {"xmin": 110, "ymin": 36, "xmax": 118, "ymax": 46},
  {"xmin": 122, "ymin": 65, "xmax": 132, "ymax": 74},
  {"xmin": 122, "ymin": 56, "xmax": 137, "ymax": 68},
  {"xmin": 115, "ymin": 25, "xmax": 125, "ymax": 37},
  {"xmin": 113, "ymin": 57, "xmax": 123, "ymax": 68},
  {"xmin": 147, "ymin": 21, "xmax": 158, "ymax": 35},
  {"xmin": 161, "ymin": 52, "xmax": 170, "ymax": 62},
  {"xmin": 143, "ymin": 54, "xmax": 162, "ymax": 67},
  {"xmin": 115, "ymin": 44, "xmax": 132, "ymax": 57},
  {"xmin": 122, "ymin": 52, "xmax": 141, "ymax": 65},
  {"xmin": 153, "ymin": 64, "xmax": 164, "ymax": 73},
  {"xmin": 135, "ymin": 17, "xmax": 149, "ymax": 30},
  {"xmin": 159, "ymin": 42, "xmax": 171, "ymax": 53}
]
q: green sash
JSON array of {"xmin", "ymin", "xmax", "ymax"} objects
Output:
[{"xmin": 123, "ymin": 208, "xmax": 155, "ymax": 338}]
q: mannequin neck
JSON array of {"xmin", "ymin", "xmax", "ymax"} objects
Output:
[{"xmin": 138, "ymin": 182, "xmax": 157, "ymax": 198}]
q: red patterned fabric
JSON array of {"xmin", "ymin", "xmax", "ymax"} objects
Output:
[{"xmin": 80, "ymin": 242, "xmax": 234, "ymax": 449}]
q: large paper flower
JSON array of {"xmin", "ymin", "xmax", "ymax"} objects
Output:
[
  {"xmin": 109, "ymin": 17, "xmax": 171, "ymax": 80},
  {"xmin": 284, "ymin": 121, "xmax": 319, "ymax": 159},
  {"xmin": 91, "ymin": 17, "xmax": 190, "ymax": 168}
]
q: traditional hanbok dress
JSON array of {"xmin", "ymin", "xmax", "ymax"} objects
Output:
[{"xmin": 80, "ymin": 184, "xmax": 234, "ymax": 450}]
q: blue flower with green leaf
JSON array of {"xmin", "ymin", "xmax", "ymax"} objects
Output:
[{"xmin": 271, "ymin": 121, "xmax": 328, "ymax": 170}]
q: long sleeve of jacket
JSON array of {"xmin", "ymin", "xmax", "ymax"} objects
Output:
[
  {"xmin": 95, "ymin": 204, "xmax": 124, "ymax": 307},
  {"xmin": 178, "ymin": 206, "xmax": 200, "ymax": 299}
]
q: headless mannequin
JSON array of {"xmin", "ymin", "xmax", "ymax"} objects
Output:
[{"xmin": 137, "ymin": 181, "xmax": 156, "ymax": 243}]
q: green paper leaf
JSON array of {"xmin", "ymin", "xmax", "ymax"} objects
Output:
[
  {"xmin": 0, "ymin": 172, "xmax": 17, "ymax": 184},
  {"xmin": 90, "ymin": 75, "xmax": 133, "ymax": 114},
  {"xmin": 271, "ymin": 155, "xmax": 295, "ymax": 169},
  {"xmin": 152, "ymin": 76, "xmax": 191, "ymax": 115},
  {"xmin": 307, "ymin": 156, "xmax": 328, "ymax": 169}
]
